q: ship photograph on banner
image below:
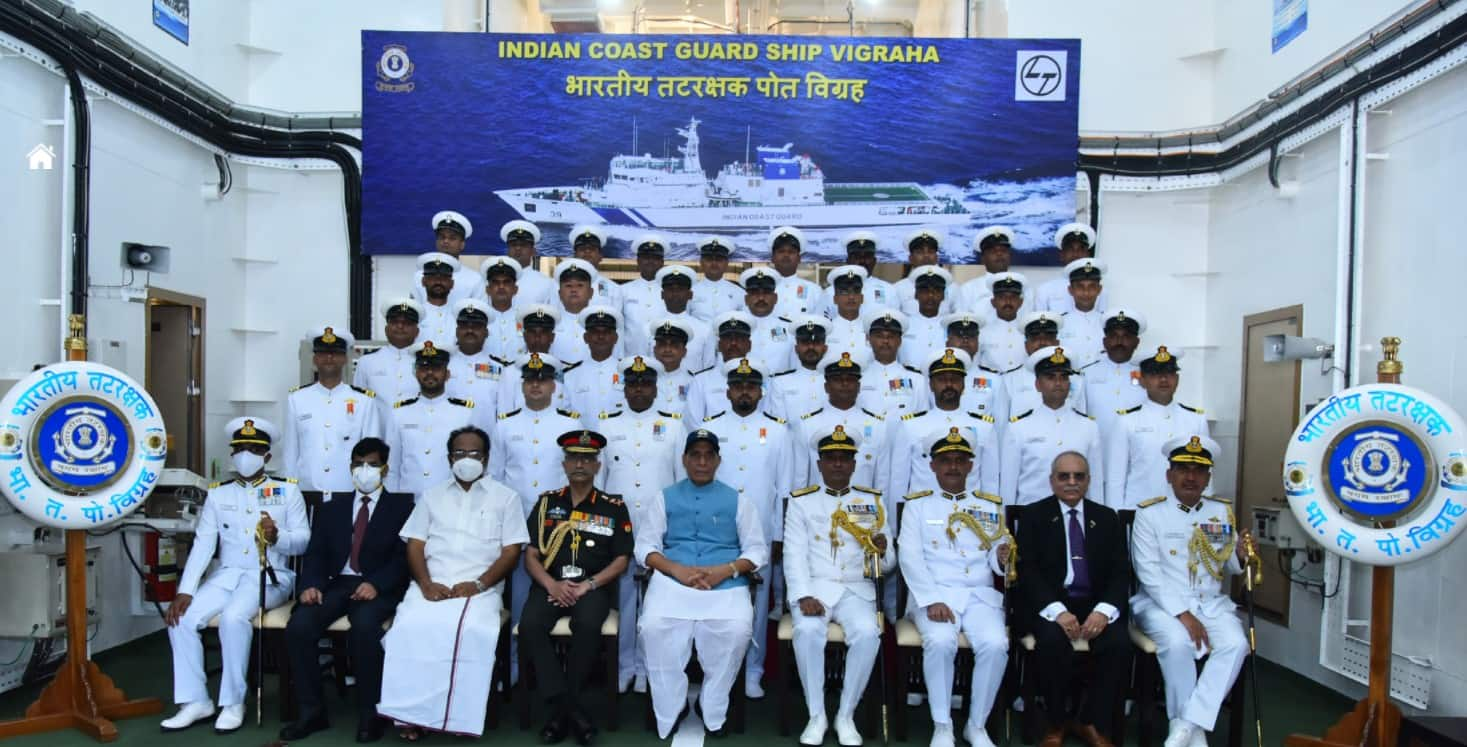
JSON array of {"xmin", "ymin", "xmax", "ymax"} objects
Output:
[{"xmin": 362, "ymin": 33, "xmax": 1081, "ymax": 265}]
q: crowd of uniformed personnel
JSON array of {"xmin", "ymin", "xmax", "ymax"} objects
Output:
[{"xmin": 158, "ymin": 211, "xmax": 1255, "ymax": 747}]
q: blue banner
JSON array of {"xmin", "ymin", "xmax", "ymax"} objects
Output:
[{"xmin": 362, "ymin": 32, "xmax": 1080, "ymax": 264}]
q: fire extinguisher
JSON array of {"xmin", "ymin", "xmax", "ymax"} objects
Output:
[{"xmin": 143, "ymin": 531, "xmax": 179, "ymax": 603}]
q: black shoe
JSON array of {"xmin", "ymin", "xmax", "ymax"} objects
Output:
[
  {"xmin": 693, "ymin": 700, "xmax": 729, "ymax": 738},
  {"xmin": 279, "ymin": 712, "xmax": 331, "ymax": 741},
  {"xmin": 667, "ymin": 703, "xmax": 692, "ymax": 736},
  {"xmin": 568, "ymin": 709, "xmax": 598, "ymax": 746},
  {"xmin": 540, "ymin": 715, "xmax": 568, "ymax": 744},
  {"xmin": 355, "ymin": 717, "xmax": 386, "ymax": 743}
]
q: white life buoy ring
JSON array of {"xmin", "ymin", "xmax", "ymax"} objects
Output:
[
  {"xmin": 1283, "ymin": 383, "xmax": 1467, "ymax": 566},
  {"xmin": 0, "ymin": 362, "xmax": 167, "ymax": 530}
]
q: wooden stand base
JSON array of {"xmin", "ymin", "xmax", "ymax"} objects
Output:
[
  {"xmin": 1285, "ymin": 697, "xmax": 1401, "ymax": 747},
  {"xmin": 0, "ymin": 656, "xmax": 161, "ymax": 742}
]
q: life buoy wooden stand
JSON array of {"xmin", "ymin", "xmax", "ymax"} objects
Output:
[
  {"xmin": 1284, "ymin": 338, "xmax": 1405, "ymax": 747},
  {"xmin": 0, "ymin": 316, "xmax": 162, "ymax": 742}
]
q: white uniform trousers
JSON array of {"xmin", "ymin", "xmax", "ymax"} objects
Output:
[
  {"xmin": 377, "ymin": 585, "xmax": 504, "ymax": 737},
  {"xmin": 792, "ymin": 591, "xmax": 881, "ymax": 720},
  {"xmin": 912, "ymin": 600, "xmax": 1007, "ymax": 729},
  {"xmin": 1133, "ymin": 604, "xmax": 1247, "ymax": 731},
  {"xmin": 617, "ymin": 560, "xmax": 646, "ymax": 681},
  {"xmin": 169, "ymin": 572, "xmax": 292, "ymax": 706},
  {"xmin": 640, "ymin": 611, "xmax": 753, "ymax": 738},
  {"xmin": 746, "ymin": 562, "xmax": 774, "ymax": 681}
]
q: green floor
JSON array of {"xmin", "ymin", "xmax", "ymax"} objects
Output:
[{"xmin": 0, "ymin": 631, "xmax": 1351, "ymax": 746}]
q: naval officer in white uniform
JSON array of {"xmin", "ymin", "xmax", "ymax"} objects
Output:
[
  {"xmin": 1104, "ymin": 346, "xmax": 1210, "ymax": 510},
  {"xmin": 281, "ymin": 325, "xmax": 385, "ymax": 493},
  {"xmin": 162, "ymin": 418, "xmax": 309, "ymax": 734},
  {"xmin": 354, "ymin": 299, "xmax": 423, "ymax": 409},
  {"xmin": 784, "ymin": 426, "xmax": 894, "ymax": 747},
  {"xmin": 384, "ymin": 342, "xmax": 485, "ymax": 497},
  {"xmin": 1130, "ymin": 435, "xmax": 1251, "ymax": 747},
  {"xmin": 998, "ymin": 346, "xmax": 1104, "ymax": 507}
]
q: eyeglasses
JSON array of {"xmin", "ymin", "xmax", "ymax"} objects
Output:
[
  {"xmin": 449, "ymin": 449, "xmax": 485, "ymax": 459},
  {"xmin": 1055, "ymin": 471, "xmax": 1088, "ymax": 482}
]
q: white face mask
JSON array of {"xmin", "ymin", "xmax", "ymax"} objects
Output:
[
  {"xmin": 451, "ymin": 457, "xmax": 485, "ymax": 482},
  {"xmin": 232, "ymin": 451, "xmax": 265, "ymax": 477},
  {"xmin": 351, "ymin": 465, "xmax": 384, "ymax": 494}
]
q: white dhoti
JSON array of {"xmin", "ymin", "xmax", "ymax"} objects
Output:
[
  {"xmin": 378, "ymin": 584, "xmax": 503, "ymax": 737},
  {"xmin": 169, "ymin": 570, "xmax": 293, "ymax": 707},
  {"xmin": 639, "ymin": 573, "xmax": 753, "ymax": 738},
  {"xmin": 913, "ymin": 600, "xmax": 1007, "ymax": 730},
  {"xmin": 792, "ymin": 591, "xmax": 880, "ymax": 720},
  {"xmin": 1134, "ymin": 603, "xmax": 1247, "ymax": 731}
]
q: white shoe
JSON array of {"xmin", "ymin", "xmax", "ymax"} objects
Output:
[
  {"xmin": 634, "ymin": 674, "xmax": 648, "ymax": 693},
  {"xmin": 1164, "ymin": 718, "xmax": 1197, "ymax": 747},
  {"xmin": 800, "ymin": 712, "xmax": 828, "ymax": 745},
  {"xmin": 746, "ymin": 679, "xmax": 766, "ymax": 699},
  {"xmin": 1191, "ymin": 726, "xmax": 1210, "ymax": 747},
  {"xmin": 929, "ymin": 722, "xmax": 956, "ymax": 747},
  {"xmin": 963, "ymin": 721, "xmax": 996, "ymax": 747},
  {"xmin": 213, "ymin": 704, "xmax": 244, "ymax": 734},
  {"xmin": 834, "ymin": 713, "xmax": 863, "ymax": 746},
  {"xmin": 160, "ymin": 701, "xmax": 214, "ymax": 732}
]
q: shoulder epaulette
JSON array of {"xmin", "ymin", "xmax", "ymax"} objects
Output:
[
  {"xmin": 904, "ymin": 490, "xmax": 932, "ymax": 501},
  {"xmin": 969, "ymin": 412, "xmax": 994, "ymax": 423},
  {"xmin": 764, "ymin": 412, "xmax": 786, "ymax": 424},
  {"xmin": 360, "ymin": 347, "xmax": 381, "ymax": 356},
  {"xmin": 800, "ymin": 408, "xmax": 824, "ymax": 420},
  {"xmin": 1073, "ymin": 408, "xmax": 1094, "ymax": 420},
  {"xmin": 861, "ymin": 408, "xmax": 885, "ymax": 420},
  {"xmin": 603, "ymin": 493, "xmax": 625, "ymax": 506},
  {"xmin": 1180, "ymin": 403, "xmax": 1205, "ymax": 414},
  {"xmin": 498, "ymin": 408, "xmax": 522, "ymax": 420},
  {"xmin": 902, "ymin": 364, "xmax": 922, "ymax": 374},
  {"xmin": 448, "ymin": 397, "xmax": 474, "ymax": 408},
  {"xmin": 1137, "ymin": 496, "xmax": 1166, "ymax": 508},
  {"xmin": 978, "ymin": 365, "xmax": 1001, "ymax": 375},
  {"xmin": 777, "ymin": 316, "xmax": 792, "ymax": 323},
  {"xmin": 598, "ymin": 410, "xmax": 622, "ymax": 420},
  {"xmin": 539, "ymin": 489, "xmax": 560, "ymax": 498},
  {"xmin": 490, "ymin": 355, "xmax": 511, "ymax": 366},
  {"xmin": 557, "ymin": 408, "xmax": 580, "ymax": 419},
  {"xmin": 773, "ymin": 369, "xmax": 796, "ymax": 377},
  {"xmin": 902, "ymin": 410, "xmax": 928, "ymax": 421},
  {"xmin": 1205, "ymin": 495, "xmax": 1232, "ymax": 505},
  {"xmin": 692, "ymin": 365, "xmax": 715, "ymax": 376},
  {"xmin": 974, "ymin": 492, "xmax": 1002, "ymax": 505},
  {"xmin": 208, "ymin": 481, "xmax": 225, "ymax": 489},
  {"xmin": 657, "ymin": 410, "xmax": 682, "ymax": 419},
  {"xmin": 790, "ymin": 485, "xmax": 820, "ymax": 497},
  {"xmin": 394, "ymin": 397, "xmax": 419, "ymax": 408},
  {"xmin": 267, "ymin": 475, "xmax": 298, "ymax": 484},
  {"xmin": 562, "ymin": 361, "xmax": 583, "ymax": 372},
  {"xmin": 704, "ymin": 411, "xmax": 726, "ymax": 422},
  {"xmin": 1010, "ymin": 409, "xmax": 1034, "ymax": 423},
  {"xmin": 350, "ymin": 384, "xmax": 375, "ymax": 397},
  {"xmin": 289, "ymin": 382, "xmax": 309, "ymax": 393},
  {"xmin": 1118, "ymin": 405, "xmax": 1142, "ymax": 415},
  {"xmin": 853, "ymin": 485, "xmax": 881, "ymax": 496},
  {"xmin": 1002, "ymin": 364, "xmax": 1023, "ymax": 375}
]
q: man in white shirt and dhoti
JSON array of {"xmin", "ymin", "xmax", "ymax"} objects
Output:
[
  {"xmin": 636, "ymin": 429, "xmax": 769, "ymax": 739},
  {"xmin": 377, "ymin": 425, "xmax": 528, "ymax": 739}
]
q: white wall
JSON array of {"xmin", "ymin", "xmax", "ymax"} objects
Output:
[{"xmin": 72, "ymin": 0, "xmax": 251, "ymax": 102}]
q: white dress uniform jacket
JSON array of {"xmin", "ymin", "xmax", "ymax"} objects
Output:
[
  {"xmin": 774, "ymin": 274, "xmax": 821, "ymax": 317},
  {"xmin": 1033, "ymin": 277, "xmax": 1111, "ymax": 316},
  {"xmin": 620, "ymin": 278, "xmax": 663, "ymax": 354},
  {"xmin": 691, "ymin": 277, "xmax": 745, "ymax": 322},
  {"xmin": 484, "ymin": 307, "xmax": 525, "ymax": 362},
  {"xmin": 1103, "ymin": 400, "xmax": 1210, "ymax": 510},
  {"xmin": 748, "ymin": 314, "xmax": 795, "ymax": 373},
  {"xmin": 353, "ymin": 345, "xmax": 417, "ymax": 411},
  {"xmin": 170, "ymin": 476, "xmax": 308, "ymax": 707},
  {"xmin": 562, "ymin": 356, "xmax": 624, "ymax": 425},
  {"xmin": 411, "ymin": 266, "xmax": 488, "ymax": 309},
  {"xmin": 512, "ymin": 268, "xmax": 557, "ymax": 309},
  {"xmin": 792, "ymin": 405, "xmax": 892, "ymax": 503},
  {"xmin": 900, "ymin": 313, "xmax": 948, "ymax": 368},
  {"xmin": 1000, "ymin": 367, "xmax": 1089, "ymax": 425},
  {"xmin": 769, "ymin": 365, "xmax": 825, "ymax": 423},
  {"xmin": 1058, "ymin": 308, "xmax": 1107, "ymax": 369},
  {"xmin": 886, "ymin": 409, "xmax": 1001, "ymax": 502},
  {"xmin": 280, "ymin": 382, "xmax": 386, "ymax": 492},
  {"xmin": 977, "ymin": 314, "xmax": 1027, "ymax": 373},
  {"xmin": 488, "ymin": 405, "xmax": 585, "ymax": 515},
  {"xmin": 446, "ymin": 349, "xmax": 505, "ymax": 424},
  {"xmin": 385, "ymin": 393, "xmax": 484, "ymax": 496},
  {"xmin": 652, "ymin": 365, "xmax": 697, "ymax": 422},
  {"xmin": 999, "ymin": 404, "xmax": 1105, "ymax": 507},
  {"xmin": 1082, "ymin": 357, "xmax": 1144, "ymax": 439},
  {"xmin": 859, "ymin": 358, "xmax": 929, "ymax": 417},
  {"xmin": 417, "ymin": 302, "xmax": 457, "ymax": 350}
]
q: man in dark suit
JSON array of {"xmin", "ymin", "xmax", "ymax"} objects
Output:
[
  {"xmin": 1016, "ymin": 451, "xmax": 1132, "ymax": 747},
  {"xmin": 279, "ymin": 437, "xmax": 413, "ymax": 743}
]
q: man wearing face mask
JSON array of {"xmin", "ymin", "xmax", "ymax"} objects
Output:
[
  {"xmin": 520, "ymin": 430, "xmax": 634, "ymax": 745},
  {"xmin": 281, "ymin": 325, "xmax": 386, "ymax": 494},
  {"xmin": 355, "ymin": 299, "xmax": 424, "ymax": 409},
  {"xmin": 385, "ymin": 342, "xmax": 485, "ymax": 497},
  {"xmin": 378, "ymin": 426, "xmax": 528, "ymax": 739},
  {"xmin": 162, "ymin": 418, "xmax": 309, "ymax": 734},
  {"xmin": 501, "ymin": 220, "xmax": 557, "ymax": 308},
  {"xmin": 415, "ymin": 253, "xmax": 460, "ymax": 347},
  {"xmin": 280, "ymin": 438, "xmax": 413, "ymax": 743},
  {"xmin": 489, "ymin": 352, "xmax": 584, "ymax": 680}
]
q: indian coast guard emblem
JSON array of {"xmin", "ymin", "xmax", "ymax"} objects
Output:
[
  {"xmin": 375, "ymin": 44, "xmax": 415, "ymax": 93},
  {"xmin": 44, "ymin": 402, "xmax": 124, "ymax": 485}
]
